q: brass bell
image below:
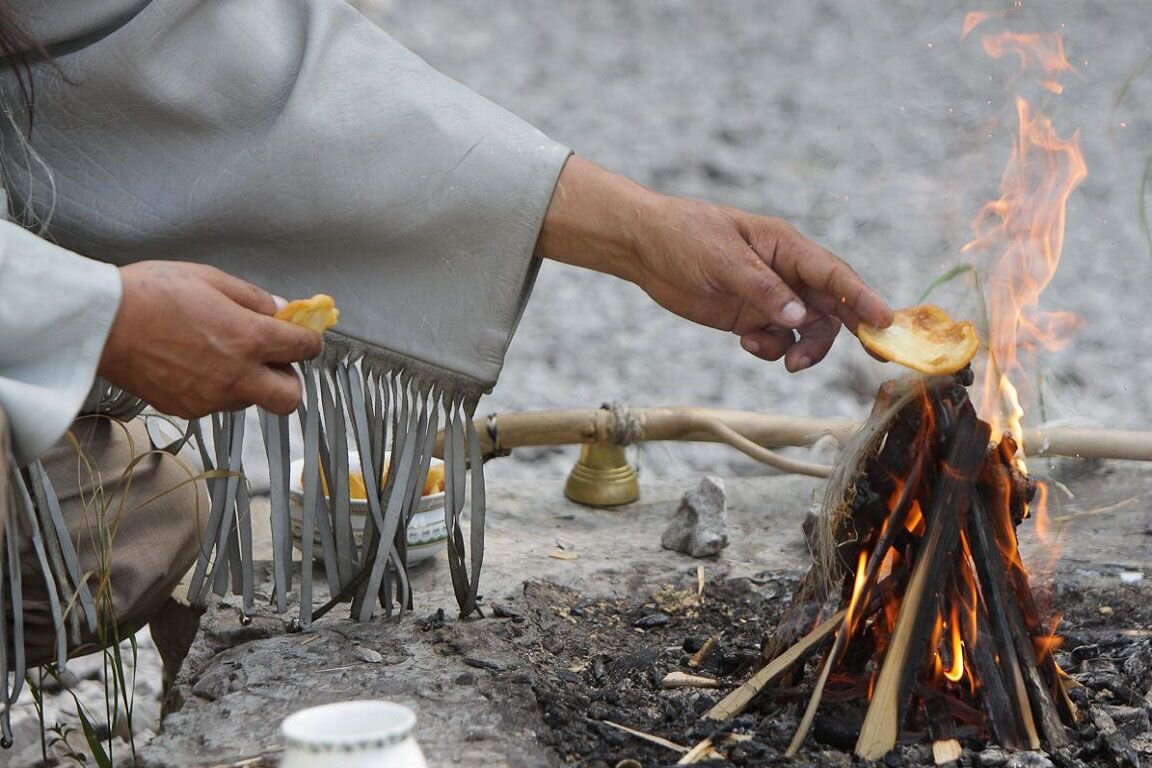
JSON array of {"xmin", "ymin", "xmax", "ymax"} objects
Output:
[{"xmin": 564, "ymin": 441, "xmax": 639, "ymax": 507}]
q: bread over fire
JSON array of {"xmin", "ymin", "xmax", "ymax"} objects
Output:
[{"xmin": 857, "ymin": 305, "xmax": 979, "ymax": 375}]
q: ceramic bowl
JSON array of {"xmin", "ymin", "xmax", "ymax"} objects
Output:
[
  {"xmin": 288, "ymin": 452, "xmax": 447, "ymax": 565},
  {"xmin": 280, "ymin": 700, "xmax": 427, "ymax": 768}
]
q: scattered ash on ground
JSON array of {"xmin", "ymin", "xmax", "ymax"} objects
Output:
[{"xmin": 512, "ymin": 572, "xmax": 1152, "ymax": 767}]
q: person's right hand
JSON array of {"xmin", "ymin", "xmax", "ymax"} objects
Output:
[
  {"xmin": 98, "ymin": 261, "xmax": 324, "ymax": 418},
  {"xmin": 536, "ymin": 157, "xmax": 893, "ymax": 371}
]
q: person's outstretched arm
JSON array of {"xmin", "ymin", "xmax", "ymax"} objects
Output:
[{"xmin": 537, "ymin": 157, "xmax": 894, "ymax": 372}]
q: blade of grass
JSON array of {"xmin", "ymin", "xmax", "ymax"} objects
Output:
[
  {"xmin": 1110, "ymin": 52, "xmax": 1152, "ymax": 135},
  {"xmin": 917, "ymin": 264, "xmax": 975, "ymax": 304},
  {"xmin": 75, "ymin": 705, "xmax": 113, "ymax": 768}
]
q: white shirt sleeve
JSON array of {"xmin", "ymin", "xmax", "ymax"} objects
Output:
[{"xmin": 0, "ymin": 221, "xmax": 121, "ymax": 465}]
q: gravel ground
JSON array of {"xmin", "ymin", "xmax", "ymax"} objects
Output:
[{"xmin": 356, "ymin": 0, "xmax": 1152, "ymax": 482}]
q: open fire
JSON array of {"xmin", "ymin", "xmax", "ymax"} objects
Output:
[
  {"xmin": 771, "ymin": 372, "xmax": 1075, "ymax": 760},
  {"xmin": 737, "ymin": 11, "xmax": 1089, "ymax": 761}
]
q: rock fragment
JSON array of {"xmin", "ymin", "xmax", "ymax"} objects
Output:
[{"xmin": 661, "ymin": 477, "xmax": 728, "ymax": 558}]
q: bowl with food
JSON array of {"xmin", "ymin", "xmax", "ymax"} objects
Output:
[{"xmin": 288, "ymin": 451, "xmax": 447, "ymax": 565}]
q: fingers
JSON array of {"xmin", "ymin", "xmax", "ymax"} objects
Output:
[
  {"xmin": 199, "ymin": 265, "xmax": 280, "ymax": 316},
  {"xmin": 259, "ymin": 365, "xmax": 305, "ymax": 415},
  {"xmin": 740, "ymin": 329, "xmax": 795, "ymax": 361},
  {"xmin": 252, "ymin": 314, "xmax": 325, "ymax": 364},
  {"xmin": 745, "ymin": 217, "xmax": 894, "ymax": 331},
  {"xmin": 740, "ymin": 314, "xmax": 841, "ymax": 371},
  {"xmin": 725, "ymin": 244, "xmax": 808, "ymax": 329},
  {"xmin": 233, "ymin": 364, "xmax": 305, "ymax": 415},
  {"xmin": 793, "ymin": 244, "xmax": 893, "ymax": 329},
  {"xmin": 784, "ymin": 315, "xmax": 840, "ymax": 372}
]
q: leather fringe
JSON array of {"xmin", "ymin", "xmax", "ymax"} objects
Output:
[
  {"xmin": 0, "ymin": 336, "xmax": 492, "ymax": 743},
  {"xmin": 187, "ymin": 337, "xmax": 490, "ymax": 628},
  {"xmin": 2, "ymin": 456, "xmax": 99, "ymax": 746}
]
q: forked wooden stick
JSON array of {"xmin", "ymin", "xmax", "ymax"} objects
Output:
[{"xmin": 433, "ymin": 407, "xmax": 1152, "ymax": 471}]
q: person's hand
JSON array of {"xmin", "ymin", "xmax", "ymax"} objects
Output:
[
  {"xmin": 98, "ymin": 261, "xmax": 324, "ymax": 418},
  {"xmin": 536, "ymin": 157, "xmax": 894, "ymax": 371}
]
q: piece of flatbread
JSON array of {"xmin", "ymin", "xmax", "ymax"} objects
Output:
[
  {"xmin": 274, "ymin": 293, "xmax": 340, "ymax": 332},
  {"xmin": 858, "ymin": 305, "xmax": 979, "ymax": 375}
]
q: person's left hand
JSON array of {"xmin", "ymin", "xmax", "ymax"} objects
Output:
[{"xmin": 537, "ymin": 156, "xmax": 893, "ymax": 371}]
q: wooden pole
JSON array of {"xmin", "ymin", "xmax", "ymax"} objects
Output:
[{"xmin": 435, "ymin": 406, "xmax": 1152, "ymax": 468}]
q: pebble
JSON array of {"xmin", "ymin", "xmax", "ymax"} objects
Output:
[
  {"xmin": 352, "ymin": 645, "xmax": 383, "ymax": 663},
  {"xmin": 1005, "ymin": 752, "xmax": 1054, "ymax": 768},
  {"xmin": 1122, "ymin": 644, "xmax": 1151, "ymax": 682},
  {"xmin": 633, "ymin": 612, "xmax": 670, "ymax": 628},
  {"xmin": 660, "ymin": 476, "xmax": 729, "ymax": 558},
  {"xmin": 977, "ymin": 747, "xmax": 1010, "ymax": 767},
  {"xmin": 1107, "ymin": 705, "xmax": 1152, "ymax": 739},
  {"xmin": 682, "ymin": 635, "xmax": 708, "ymax": 653},
  {"xmin": 555, "ymin": 668, "xmax": 582, "ymax": 684},
  {"xmin": 6, "ymin": 628, "xmax": 163, "ymax": 762}
]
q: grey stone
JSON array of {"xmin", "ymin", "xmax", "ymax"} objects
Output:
[
  {"xmin": 1006, "ymin": 752, "xmax": 1054, "ymax": 768},
  {"xmin": 352, "ymin": 645, "xmax": 384, "ymax": 664},
  {"xmin": 661, "ymin": 477, "xmax": 729, "ymax": 558},
  {"xmin": 191, "ymin": 662, "xmax": 246, "ymax": 702},
  {"xmin": 1107, "ymin": 705, "xmax": 1152, "ymax": 740},
  {"xmin": 1122, "ymin": 645, "xmax": 1152, "ymax": 682},
  {"xmin": 977, "ymin": 747, "xmax": 1010, "ymax": 767},
  {"xmin": 1093, "ymin": 705, "xmax": 1120, "ymax": 735}
]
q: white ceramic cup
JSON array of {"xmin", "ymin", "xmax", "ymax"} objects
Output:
[{"xmin": 280, "ymin": 700, "xmax": 428, "ymax": 768}]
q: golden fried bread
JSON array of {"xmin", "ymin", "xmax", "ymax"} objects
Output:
[
  {"xmin": 858, "ymin": 305, "xmax": 979, "ymax": 375},
  {"xmin": 274, "ymin": 293, "xmax": 340, "ymax": 332}
]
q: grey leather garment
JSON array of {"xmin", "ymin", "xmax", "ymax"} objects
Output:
[{"xmin": 0, "ymin": 0, "xmax": 572, "ymax": 706}]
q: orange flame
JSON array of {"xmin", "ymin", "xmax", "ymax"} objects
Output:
[
  {"xmin": 981, "ymin": 32, "xmax": 1075, "ymax": 94},
  {"xmin": 962, "ymin": 25, "xmax": 1087, "ymax": 451},
  {"xmin": 943, "ymin": 602, "xmax": 966, "ymax": 683},
  {"xmin": 1034, "ymin": 614, "xmax": 1065, "ymax": 662}
]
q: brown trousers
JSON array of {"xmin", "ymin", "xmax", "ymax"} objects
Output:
[{"xmin": 5, "ymin": 413, "xmax": 206, "ymax": 665}]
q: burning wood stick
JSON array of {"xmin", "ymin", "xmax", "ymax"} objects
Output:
[
  {"xmin": 932, "ymin": 739, "xmax": 962, "ymax": 765},
  {"xmin": 969, "ymin": 490, "xmax": 1069, "ymax": 749},
  {"xmin": 785, "ymin": 434, "xmax": 933, "ymax": 755},
  {"xmin": 693, "ymin": 372, "xmax": 1080, "ymax": 761},
  {"xmin": 963, "ymin": 596, "xmax": 1035, "ymax": 749},
  {"xmin": 927, "ymin": 696, "xmax": 962, "ymax": 766},
  {"xmin": 965, "ymin": 493, "xmax": 1042, "ymax": 749},
  {"xmin": 854, "ymin": 404, "xmax": 990, "ymax": 760}
]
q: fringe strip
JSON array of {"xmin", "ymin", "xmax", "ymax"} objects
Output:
[
  {"xmin": 0, "ymin": 337, "xmax": 492, "ymax": 742},
  {"xmin": 187, "ymin": 337, "xmax": 490, "ymax": 628},
  {"xmin": 2, "ymin": 456, "xmax": 99, "ymax": 747}
]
